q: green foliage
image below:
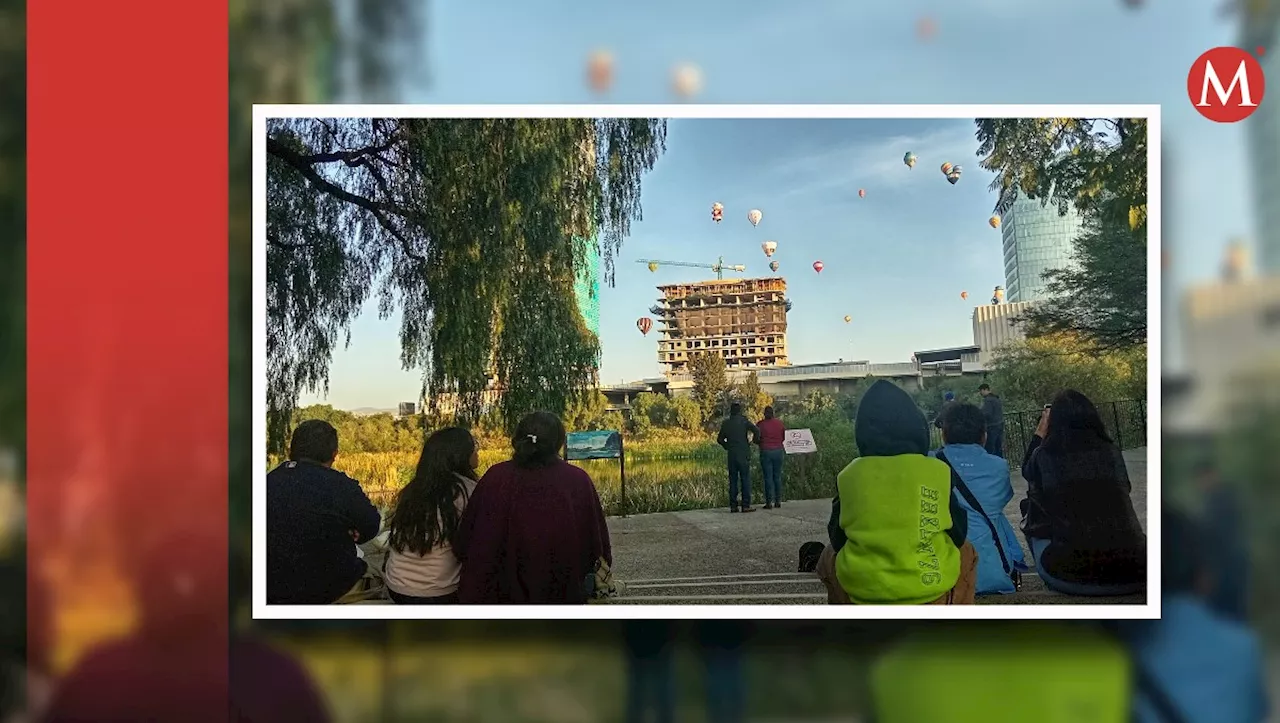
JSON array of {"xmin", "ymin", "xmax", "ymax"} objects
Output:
[
  {"xmin": 734, "ymin": 371, "xmax": 774, "ymax": 422},
  {"xmin": 975, "ymin": 118, "xmax": 1147, "ymax": 352},
  {"xmin": 984, "ymin": 334, "xmax": 1146, "ymax": 413},
  {"xmin": 669, "ymin": 396, "xmax": 703, "ymax": 432},
  {"xmin": 794, "ymin": 389, "xmax": 837, "ymax": 415},
  {"xmin": 689, "ymin": 353, "xmax": 732, "ymax": 424},
  {"xmin": 265, "ymin": 117, "xmax": 668, "ymax": 451}
]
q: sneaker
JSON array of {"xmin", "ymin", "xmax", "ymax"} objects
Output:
[
  {"xmin": 730, "ymin": 506, "xmax": 740, "ymax": 513},
  {"xmin": 775, "ymin": 501, "xmax": 782, "ymax": 508},
  {"xmin": 741, "ymin": 506, "xmax": 756, "ymax": 513},
  {"xmin": 764, "ymin": 503, "xmax": 774, "ymax": 509}
]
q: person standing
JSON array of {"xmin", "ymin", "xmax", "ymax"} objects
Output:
[
  {"xmin": 717, "ymin": 402, "xmax": 760, "ymax": 513},
  {"xmin": 266, "ymin": 420, "xmax": 382, "ymax": 605},
  {"xmin": 756, "ymin": 406, "xmax": 786, "ymax": 509},
  {"xmin": 977, "ymin": 383, "xmax": 1005, "ymax": 458},
  {"xmin": 932, "ymin": 390, "xmax": 956, "ymax": 430}
]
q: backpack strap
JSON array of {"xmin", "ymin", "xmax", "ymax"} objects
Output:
[{"xmin": 935, "ymin": 450, "xmax": 1012, "ymax": 576}]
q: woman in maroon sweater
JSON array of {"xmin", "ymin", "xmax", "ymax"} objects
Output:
[{"xmin": 454, "ymin": 412, "xmax": 612, "ymax": 604}]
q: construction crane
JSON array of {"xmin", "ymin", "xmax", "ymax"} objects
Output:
[{"xmin": 636, "ymin": 256, "xmax": 746, "ymax": 280}]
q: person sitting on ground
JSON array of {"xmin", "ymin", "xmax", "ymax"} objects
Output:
[
  {"xmin": 756, "ymin": 406, "xmax": 786, "ymax": 509},
  {"xmin": 383, "ymin": 427, "xmax": 480, "ymax": 605},
  {"xmin": 931, "ymin": 403, "xmax": 1029, "ymax": 596},
  {"xmin": 266, "ymin": 420, "xmax": 381, "ymax": 604},
  {"xmin": 1112, "ymin": 507, "xmax": 1269, "ymax": 723},
  {"xmin": 717, "ymin": 402, "xmax": 760, "ymax": 513},
  {"xmin": 1020, "ymin": 389, "xmax": 1146, "ymax": 597},
  {"xmin": 815, "ymin": 379, "xmax": 978, "ymax": 605},
  {"xmin": 455, "ymin": 411, "xmax": 612, "ymax": 604}
]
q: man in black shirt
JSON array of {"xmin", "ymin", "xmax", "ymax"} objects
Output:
[
  {"xmin": 717, "ymin": 402, "xmax": 760, "ymax": 513},
  {"xmin": 267, "ymin": 420, "xmax": 382, "ymax": 604}
]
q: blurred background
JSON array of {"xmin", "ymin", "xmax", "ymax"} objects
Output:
[{"xmin": 7, "ymin": 0, "xmax": 1280, "ymax": 719}]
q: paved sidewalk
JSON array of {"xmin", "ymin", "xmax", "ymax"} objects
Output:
[{"xmin": 608, "ymin": 448, "xmax": 1148, "ymax": 605}]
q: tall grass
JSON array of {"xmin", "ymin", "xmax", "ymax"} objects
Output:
[{"xmin": 270, "ymin": 416, "xmax": 858, "ymax": 516}]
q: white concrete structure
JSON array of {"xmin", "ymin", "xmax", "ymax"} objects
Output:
[
  {"xmin": 972, "ymin": 301, "xmax": 1037, "ymax": 365},
  {"xmin": 1169, "ymin": 274, "xmax": 1280, "ymax": 430}
]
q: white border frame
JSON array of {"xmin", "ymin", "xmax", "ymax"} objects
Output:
[{"xmin": 252, "ymin": 104, "xmax": 1161, "ymax": 621}]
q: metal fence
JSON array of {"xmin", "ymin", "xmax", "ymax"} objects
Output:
[{"xmin": 928, "ymin": 399, "xmax": 1148, "ymax": 459}]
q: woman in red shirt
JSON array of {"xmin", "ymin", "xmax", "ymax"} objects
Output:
[{"xmin": 756, "ymin": 406, "xmax": 786, "ymax": 508}]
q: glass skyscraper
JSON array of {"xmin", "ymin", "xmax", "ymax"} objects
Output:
[
  {"xmin": 573, "ymin": 237, "xmax": 601, "ymax": 339},
  {"xmin": 1000, "ymin": 193, "xmax": 1084, "ymax": 302}
]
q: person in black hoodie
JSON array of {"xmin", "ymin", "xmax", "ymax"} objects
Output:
[
  {"xmin": 717, "ymin": 403, "xmax": 760, "ymax": 513},
  {"xmin": 1020, "ymin": 389, "xmax": 1146, "ymax": 596}
]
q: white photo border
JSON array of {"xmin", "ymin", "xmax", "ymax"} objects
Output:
[{"xmin": 252, "ymin": 103, "xmax": 1162, "ymax": 621}]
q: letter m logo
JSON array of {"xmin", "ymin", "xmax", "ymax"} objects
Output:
[{"xmin": 1189, "ymin": 47, "xmax": 1266, "ymax": 123}]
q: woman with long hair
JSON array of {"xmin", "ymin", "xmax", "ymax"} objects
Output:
[
  {"xmin": 1020, "ymin": 389, "xmax": 1146, "ymax": 596},
  {"xmin": 455, "ymin": 411, "xmax": 611, "ymax": 604},
  {"xmin": 383, "ymin": 427, "xmax": 480, "ymax": 604}
]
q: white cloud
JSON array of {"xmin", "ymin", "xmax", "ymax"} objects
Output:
[{"xmin": 768, "ymin": 122, "xmax": 981, "ymax": 199}]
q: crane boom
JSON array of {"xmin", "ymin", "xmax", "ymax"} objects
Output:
[{"xmin": 636, "ymin": 256, "xmax": 747, "ymax": 280}]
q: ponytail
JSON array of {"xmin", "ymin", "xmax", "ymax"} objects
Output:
[{"xmin": 511, "ymin": 412, "xmax": 567, "ymax": 469}]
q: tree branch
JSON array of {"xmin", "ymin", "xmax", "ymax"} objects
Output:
[{"xmin": 267, "ymin": 135, "xmax": 427, "ymax": 263}]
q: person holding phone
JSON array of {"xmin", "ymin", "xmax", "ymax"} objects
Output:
[{"xmin": 1020, "ymin": 390, "xmax": 1146, "ymax": 597}]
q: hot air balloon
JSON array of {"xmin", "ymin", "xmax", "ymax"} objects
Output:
[
  {"xmin": 843, "ymin": 315, "xmax": 852, "ymax": 323},
  {"xmin": 903, "ymin": 152, "xmax": 917, "ymax": 168},
  {"xmin": 586, "ymin": 50, "xmax": 614, "ymax": 93},
  {"xmin": 636, "ymin": 317, "xmax": 653, "ymax": 335},
  {"xmin": 813, "ymin": 260, "xmax": 824, "ymax": 273},
  {"xmin": 947, "ymin": 165, "xmax": 963, "ymax": 185},
  {"xmin": 960, "ymin": 291, "xmax": 968, "ymax": 300},
  {"xmin": 762, "ymin": 240, "xmax": 777, "ymax": 257},
  {"xmin": 769, "ymin": 261, "xmax": 779, "ymax": 272},
  {"xmin": 711, "ymin": 202, "xmax": 723, "ymax": 223},
  {"xmin": 671, "ymin": 62, "xmax": 703, "ymax": 98},
  {"xmin": 989, "ymin": 215, "xmax": 1001, "ymax": 229},
  {"xmin": 858, "ymin": 188, "xmax": 866, "ymax": 198},
  {"xmin": 647, "ymin": 262, "xmax": 659, "ymax": 272},
  {"xmin": 991, "ymin": 285, "xmax": 1004, "ymax": 305},
  {"xmin": 940, "ymin": 162, "xmax": 953, "ymax": 176},
  {"xmin": 748, "ymin": 209, "xmax": 763, "ymax": 226}
]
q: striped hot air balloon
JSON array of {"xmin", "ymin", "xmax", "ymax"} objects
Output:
[
  {"xmin": 769, "ymin": 261, "xmax": 779, "ymax": 272},
  {"xmin": 636, "ymin": 317, "xmax": 652, "ymax": 335},
  {"xmin": 989, "ymin": 215, "xmax": 1001, "ymax": 228},
  {"xmin": 941, "ymin": 162, "xmax": 953, "ymax": 176},
  {"xmin": 711, "ymin": 202, "xmax": 723, "ymax": 223}
]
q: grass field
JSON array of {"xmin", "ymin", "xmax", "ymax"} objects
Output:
[{"xmin": 315, "ymin": 433, "xmax": 856, "ymax": 517}]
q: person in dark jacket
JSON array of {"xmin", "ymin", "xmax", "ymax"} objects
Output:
[
  {"xmin": 717, "ymin": 403, "xmax": 760, "ymax": 513},
  {"xmin": 267, "ymin": 420, "xmax": 382, "ymax": 605},
  {"xmin": 1020, "ymin": 390, "xmax": 1145, "ymax": 596},
  {"xmin": 978, "ymin": 384, "xmax": 1005, "ymax": 457},
  {"xmin": 932, "ymin": 390, "xmax": 956, "ymax": 430}
]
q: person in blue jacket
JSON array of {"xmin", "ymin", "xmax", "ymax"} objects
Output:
[{"xmin": 931, "ymin": 403, "xmax": 1028, "ymax": 595}]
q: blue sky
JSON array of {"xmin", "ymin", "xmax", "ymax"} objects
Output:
[{"xmin": 303, "ymin": 0, "xmax": 1250, "ymax": 409}]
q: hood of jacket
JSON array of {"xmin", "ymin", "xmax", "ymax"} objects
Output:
[{"xmin": 855, "ymin": 380, "xmax": 929, "ymax": 457}]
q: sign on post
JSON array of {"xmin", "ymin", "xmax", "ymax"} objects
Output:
[
  {"xmin": 565, "ymin": 430, "xmax": 627, "ymax": 517},
  {"xmin": 783, "ymin": 428, "xmax": 817, "ymax": 454}
]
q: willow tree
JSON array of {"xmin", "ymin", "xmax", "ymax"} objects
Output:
[
  {"xmin": 975, "ymin": 118, "xmax": 1148, "ymax": 351},
  {"xmin": 266, "ymin": 117, "xmax": 667, "ymax": 451}
]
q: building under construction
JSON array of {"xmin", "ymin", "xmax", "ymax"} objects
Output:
[{"xmin": 654, "ymin": 277, "xmax": 790, "ymax": 376}]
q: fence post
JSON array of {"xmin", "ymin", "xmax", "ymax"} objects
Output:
[
  {"xmin": 1111, "ymin": 401, "xmax": 1124, "ymax": 450},
  {"xmin": 1137, "ymin": 400, "xmax": 1146, "ymax": 441}
]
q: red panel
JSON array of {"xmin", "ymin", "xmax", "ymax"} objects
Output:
[{"xmin": 28, "ymin": 0, "xmax": 228, "ymax": 717}]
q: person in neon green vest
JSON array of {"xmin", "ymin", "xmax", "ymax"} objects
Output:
[
  {"xmin": 814, "ymin": 380, "xmax": 978, "ymax": 604},
  {"xmin": 869, "ymin": 623, "xmax": 1132, "ymax": 722}
]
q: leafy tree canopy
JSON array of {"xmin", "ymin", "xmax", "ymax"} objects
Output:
[
  {"xmin": 975, "ymin": 118, "xmax": 1148, "ymax": 351},
  {"xmin": 688, "ymin": 353, "xmax": 732, "ymax": 424},
  {"xmin": 266, "ymin": 117, "xmax": 667, "ymax": 451},
  {"xmin": 984, "ymin": 333, "xmax": 1147, "ymax": 413}
]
